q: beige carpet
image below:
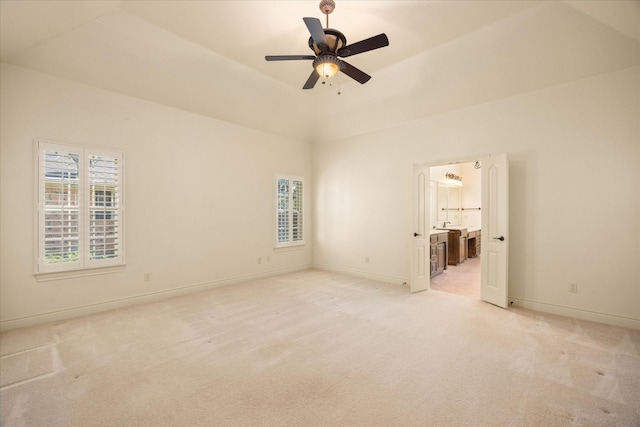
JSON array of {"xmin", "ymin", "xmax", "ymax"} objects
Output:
[{"xmin": 1, "ymin": 269, "xmax": 639, "ymax": 426}]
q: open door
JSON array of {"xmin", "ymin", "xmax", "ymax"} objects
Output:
[
  {"xmin": 480, "ymin": 153, "xmax": 509, "ymax": 307},
  {"xmin": 410, "ymin": 165, "xmax": 430, "ymax": 292}
]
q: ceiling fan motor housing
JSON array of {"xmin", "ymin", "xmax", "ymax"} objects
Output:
[{"xmin": 308, "ymin": 28, "xmax": 346, "ymax": 55}]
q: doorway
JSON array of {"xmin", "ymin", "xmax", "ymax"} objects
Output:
[
  {"xmin": 411, "ymin": 154, "xmax": 509, "ymax": 308},
  {"xmin": 430, "ymin": 161, "xmax": 481, "ymax": 298}
]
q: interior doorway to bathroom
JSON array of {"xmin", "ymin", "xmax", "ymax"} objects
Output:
[
  {"xmin": 429, "ymin": 161, "xmax": 482, "ymax": 299},
  {"xmin": 411, "ymin": 153, "xmax": 508, "ymax": 307}
]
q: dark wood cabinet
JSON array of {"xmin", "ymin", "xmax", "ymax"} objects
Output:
[
  {"xmin": 446, "ymin": 228, "xmax": 468, "ymax": 266},
  {"xmin": 430, "ymin": 232, "xmax": 448, "ymax": 278},
  {"xmin": 467, "ymin": 229, "xmax": 481, "ymax": 258}
]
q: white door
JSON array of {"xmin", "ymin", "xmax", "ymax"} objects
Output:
[
  {"xmin": 480, "ymin": 153, "xmax": 509, "ymax": 307},
  {"xmin": 410, "ymin": 165, "xmax": 430, "ymax": 292}
]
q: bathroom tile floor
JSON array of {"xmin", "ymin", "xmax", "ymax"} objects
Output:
[{"xmin": 430, "ymin": 255, "xmax": 480, "ymax": 299}]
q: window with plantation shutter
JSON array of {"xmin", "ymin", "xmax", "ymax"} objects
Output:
[
  {"xmin": 276, "ymin": 175, "xmax": 304, "ymax": 248},
  {"xmin": 36, "ymin": 140, "xmax": 125, "ymax": 274}
]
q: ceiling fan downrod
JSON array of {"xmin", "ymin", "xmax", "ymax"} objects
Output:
[{"xmin": 319, "ymin": 0, "xmax": 335, "ymax": 28}]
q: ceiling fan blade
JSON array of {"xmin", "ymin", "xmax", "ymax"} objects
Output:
[
  {"xmin": 303, "ymin": 69, "xmax": 321, "ymax": 90},
  {"xmin": 338, "ymin": 33, "xmax": 389, "ymax": 58},
  {"xmin": 265, "ymin": 55, "xmax": 316, "ymax": 61},
  {"xmin": 303, "ymin": 17, "xmax": 328, "ymax": 50},
  {"xmin": 340, "ymin": 61, "xmax": 371, "ymax": 84}
]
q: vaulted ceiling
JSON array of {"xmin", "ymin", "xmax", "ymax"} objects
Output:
[{"xmin": 1, "ymin": 1, "xmax": 638, "ymax": 142}]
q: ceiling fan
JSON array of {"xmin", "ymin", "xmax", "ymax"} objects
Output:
[{"xmin": 265, "ymin": 0, "xmax": 389, "ymax": 90}]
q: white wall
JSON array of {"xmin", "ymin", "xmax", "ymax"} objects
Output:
[
  {"xmin": 313, "ymin": 66, "xmax": 640, "ymax": 328},
  {"xmin": 0, "ymin": 64, "xmax": 313, "ymax": 329},
  {"xmin": 459, "ymin": 162, "xmax": 481, "ymax": 229}
]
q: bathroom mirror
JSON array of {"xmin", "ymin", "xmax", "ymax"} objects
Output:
[
  {"xmin": 437, "ymin": 182, "xmax": 462, "ymax": 226},
  {"xmin": 437, "ymin": 184, "xmax": 448, "ymax": 224}
]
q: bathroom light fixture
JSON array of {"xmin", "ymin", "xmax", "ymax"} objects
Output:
[{"xmin": 443, "ymin": 172, "xmax": 463, "ymax": 186}]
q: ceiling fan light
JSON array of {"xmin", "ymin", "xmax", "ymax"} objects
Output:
[
  {"xmin": 316, "ymin": 62, "xmax": 339, "ymax": 78},
  {"xmin": 313, "ymin": 55, "xmax": 341, "ymax": 78}
]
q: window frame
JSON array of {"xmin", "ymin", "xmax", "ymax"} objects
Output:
[
  {"xmin": 34, "ymin": 139, "xmax": 125, "ymax": 276},
  {"xmin": 275, "ymin": 174, "xmax": 305, "ymax": 248}
]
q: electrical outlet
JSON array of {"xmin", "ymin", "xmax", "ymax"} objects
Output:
[
  {"xmin": 144, "ymin": 273, "xmax": 151, "ymax": 282},
  {"xmin": 257, "ymin": 257, "xmax": 262, "ymax": 265},
  {"xmin": 365, "ymin": 257, "xmax": 370, "ymax": 263},
  {"xmin": 568, "ymin": 283, "xmax": 578, "ymax": 293}
]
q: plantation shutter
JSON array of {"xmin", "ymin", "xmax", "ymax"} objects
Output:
[
  {"xmin": 36, "ymin": 141, "xmax": 124, "ymax": 274},
  {"xmin": 275, "ymin": 175, "xmax": 304, "ymax": 247},
  {"xmin": 39, "ymin": 144, "xmax": 82, "ymax": 271},
  {"xmin": 277, "ymin": 178, "xmax": 290, "ymax": 244},
  {"xmin": 291, "ymin": 179, "xmax": 303, "ymax": 242},
  {"xmin": 87, "ymin": 150, "xmax": 123, "ymax": 268}
]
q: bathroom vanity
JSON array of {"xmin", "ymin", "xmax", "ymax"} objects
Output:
[
  {"xmin": 436, "ymin": 226, "xmax": 481, "ymax": 266},
  {"xmin": 429, "ymin": 230, "xmax": 449, "ymax": 278},
  {"xmin": 444, "ymin": 227, "xmax": 468, "ymax": 266},
  {"xmin": 467, "ymin": 227, "xmax": 481, "ymax": 258}
]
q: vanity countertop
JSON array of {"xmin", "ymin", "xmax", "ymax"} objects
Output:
[
  {"xmin": 435, "ymin": 226, "xmax": 481, "ymax": 233},
  {"xmin": 436, "ymin": 226, "xmax": 467, "ymax": 231},
  {"xmin": 430, "ymin": 229, "xmax": 449, "ymax": 235}
]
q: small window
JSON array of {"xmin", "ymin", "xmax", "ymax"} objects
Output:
[
  {"xmin": 276, "ymin": 175, "xmax": 304, "ymax": 248},
  {"xmin": 35, "ymin": 140, "xmax": 125, "ymax": 274}
]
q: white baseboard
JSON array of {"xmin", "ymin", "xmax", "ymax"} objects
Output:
[
  {"xmin": 510, "ymin": 297, "xmax": 640, "ymax": 330},
  {"xmin": 313, "ymin": 264, "xmax": 408, "ymax": 286},
  {"xmin": 0, "ymin": 264, "xmax": 311, "ymax": 331}
]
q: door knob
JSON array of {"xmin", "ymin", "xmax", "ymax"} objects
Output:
[
  {"xmin": 413, "ymin": 232, "xmax": 423, "ymax": 237},
  {"xmin": 493, "ymin": 236, "xmax": 505, "ymax": 241}
]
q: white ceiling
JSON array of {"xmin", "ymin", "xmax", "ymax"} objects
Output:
[{"xmin": 1, "ymin": 0, "xmax": 639, "ymax": 141}]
